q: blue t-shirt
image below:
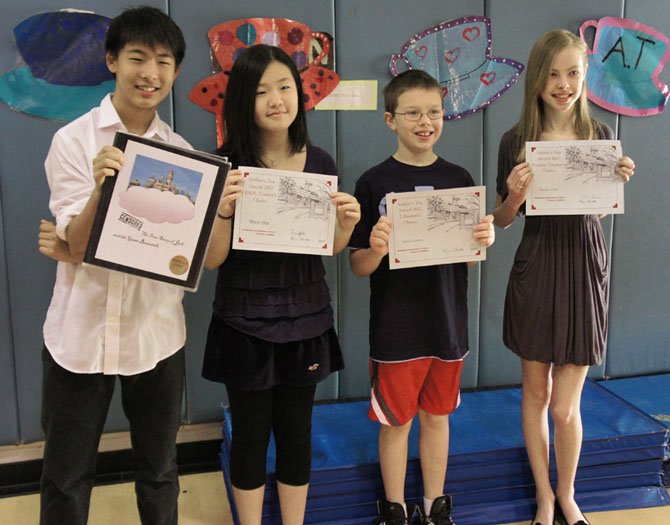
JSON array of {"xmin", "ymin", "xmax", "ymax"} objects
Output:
[{"xmin": 350, "ymin": 155, "xmax": 474, "ymax": 362}]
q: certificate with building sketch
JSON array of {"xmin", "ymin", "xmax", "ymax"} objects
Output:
[
  {"xmin": 84, "ymin": 132, "xmax": 229, "ymax": 291},
  {"xmin": 525, "ymin": 140, "xmax": 624, "ymax": 215},
  {"xmin": 232, "ymin": 167, "xmax": 338, "ymax": 256},
  {"xmin": 387, "ymin": 186, "xmax": 486, "ymax": 270}
]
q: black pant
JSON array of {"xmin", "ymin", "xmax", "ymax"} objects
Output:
[
  {"xmin": 226, "ymin": 383, "xmax": 317, "ymax": 489},
  {"xmin": 40, "ymin": 347, "xmax": 185, "ymax": 525}
]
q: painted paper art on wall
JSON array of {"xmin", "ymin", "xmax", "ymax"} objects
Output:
[
  {"xmin": 189, "ymin": 18, "xmax": 340, "ymax": 147},
  {"xmin": 580, "ymin": 17, "xmax": 669, "ymax": 117},
  {"xmin": 389, "ymin": 16, "xmax": 524, "ymax": 120},
  {"xmin": 0, "ymin": 10, "xmax": 114, "ymax": 121}
]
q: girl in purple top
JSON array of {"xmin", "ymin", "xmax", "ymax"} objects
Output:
[
  {"xmin": 493, "ymin": 30, "xmax": 635, "ymax": 525},
  {"xmin": 202, "ymin": 44, "xmax": 360, "ymax": 524}
]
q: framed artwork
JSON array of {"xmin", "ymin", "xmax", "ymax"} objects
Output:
[{"xmin": 85, "ymin": 132, "xmax": 229, "ymax": 290}]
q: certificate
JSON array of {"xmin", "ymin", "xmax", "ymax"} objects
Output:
[
  {"xmin": 232, "ymin": 167, "xmax": 338, "ymax": 256},
  {"xmin": 387, "ymin": 186, "xmax": 486, "ymax": 270},
  {"xmin": 84, "ymin": 132, "xmax": 229, "ymax": 291},
  {"xmin": 526, "ymin": 140, "xmax": 624, "ymax": 215}
]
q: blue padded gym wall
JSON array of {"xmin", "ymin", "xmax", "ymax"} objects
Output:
[{"xmin": 0, "ymin": 0, "xmax": 668, "ymax": 448}]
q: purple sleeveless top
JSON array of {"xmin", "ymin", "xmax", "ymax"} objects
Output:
[{"xmin": 212, "ymin": 145, "xmax": 337, "ymax": 343}]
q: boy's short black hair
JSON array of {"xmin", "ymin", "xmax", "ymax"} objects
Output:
[
  {"xmin": 382, "ymin": 70, "xmax": 443, "ymax": 113},
  {"xmin": 105, "ymin": 6, "xmax": 186, "ymax": 66}
]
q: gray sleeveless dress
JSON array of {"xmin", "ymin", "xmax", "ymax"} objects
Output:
[{"xmin": 496, "ymin": 124, "xmax": 612, "ymax": 366}]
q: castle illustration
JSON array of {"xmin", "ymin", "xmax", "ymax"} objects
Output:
[{"xmin": 129, "ymin": 169, "xmax": 196, "ymax": 205}]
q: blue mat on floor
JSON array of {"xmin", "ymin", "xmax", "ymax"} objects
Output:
[
  {"xmin": 219, "ymin": 380, "xmax": 669, "ymax": 524},
  {"xmin": 599, "ymin": 373, "xmax": 670, "ymax": 486}
]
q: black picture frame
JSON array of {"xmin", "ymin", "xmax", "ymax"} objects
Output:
[{"xmin": 84, "ymin": 132, "xmax": 228, "ymax": 290}]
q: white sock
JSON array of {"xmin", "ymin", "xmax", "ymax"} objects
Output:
[{"xmin": 424, "ymin": 496, "xmax": 435, "ymax": 516}]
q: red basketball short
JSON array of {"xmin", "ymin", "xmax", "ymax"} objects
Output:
[{"xmin": 368, "ymin": 357, "xmax": 463, "ymax": 426}]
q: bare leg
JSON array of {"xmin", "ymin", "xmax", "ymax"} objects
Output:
[
  {"xmin": 277, "ymin": 481, "xmax": 309, "ymax": 525},
  {"xmin": 551, "ymin": 364, "xmax": 589, "ymax": 524},
  {"xmin": 418, "ymin": 409, "xmax": 449, "ymax": 500},
  {"xmin": 232, "ymin": 485, "xmax": 264, "ymax": 525},
  {"xmin": 379, "ymin": 418, "xmax": 413, "ymax": 504},
  {"xmin": 521, "ymin": 359, "xmax": 554, "ymax": 524}
]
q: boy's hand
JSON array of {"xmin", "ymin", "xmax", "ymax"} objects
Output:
[
  {"xmin": 331, "ymin": 192, "xmax": 361, "ymax": 231},
  {"xmin": 473, "ymin": 214, "xmax": 495, "ymax": 247},
  {"xmin": 369, "ymin": 216, "xmax": 392, "ymax": 256},
  {"xmin": 218, "ymin": 169, "xmax": 245, "ymax": 218},
  {"xmin": 38, "ymin": 220, "xmax": 80, "ymax": 263},
  {"xmin": 616, "ymin": 156, "xmax": 635, "ymax": 183},
  {"xmin": 92, "ymin": 146, "xmax": 124, "ymax": 189},
  {"xmin": 506, "ymin": 161, "xmax": 533, "ymax": 208}
]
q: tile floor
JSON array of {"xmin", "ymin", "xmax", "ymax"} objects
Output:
[{"xmin": 1, "ymin": 471, "xmax": 668, "ymax": 524}]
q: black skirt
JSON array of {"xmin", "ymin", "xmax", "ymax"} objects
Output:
[{"xmin": 202, "ymin": 314, "xmax": 344, "ymax": 390}]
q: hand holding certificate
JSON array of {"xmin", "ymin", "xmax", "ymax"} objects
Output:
[
  {"xmin": 387, "ymin": 186, "xmax": 487, "ymax": 270},
  {"xmin": 526, "ymin": 140, "xmax": 624, "ymax": 215},
  {"xmin": 232, "ymin": 167, "xmax": 338, "ymax": 256},
  {"xmin": 84, "ymin": 132, "xmax": 230, "ymax": 290}
]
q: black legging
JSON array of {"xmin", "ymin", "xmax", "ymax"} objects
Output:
[{"xmin": 226, "ymin": 383, "xmax": 317, "ymax": 490}]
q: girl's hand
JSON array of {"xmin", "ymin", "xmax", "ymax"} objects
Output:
[
  {"xmin": 369, "ymin": 216, "xmax": 392, "ymax": 257},
  {"xmin": 331, "ymin": 192, "xmax": 361, "ymax": 231},
  {"xmin": 92, "ymin": 146, "xmax": 124, "ymax": 189},
  {"xmin": 506, "ymin": 161, "xmax": 533, "ymax": 207},
  {"xmin": 616, "ymin": 156, "xmax": 635, "ymax": 183},
  {"xmin": 473, "ymin": 214, "xmax": 495, "ymax": 247},
  {"xmin": 218, "ymin": 169, "xmax": 245, "ymax": 218}
]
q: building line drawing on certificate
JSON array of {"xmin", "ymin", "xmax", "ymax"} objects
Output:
[
  {"xmin": 426, "ymin": 194, "xmax": 480, "ymax": 232},
  {"xmin": 277, "ymin": 176, "xmax": 332, "ymax": 221},
  {"xmin": 564, "ymin": 145, "xmax": 618, "ymax": 183}
]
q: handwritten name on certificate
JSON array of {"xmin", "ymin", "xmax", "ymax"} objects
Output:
[
  {"xmin": 526, "ymin": 140, "xmax": 624, "ymax": 215},
  {"xmin": 387, "ymin": 186, "xmax": 486, "ymax": 270},
  {"xmin": 232, "ymin": 167, "xmax": 338, "ymax": 256}
]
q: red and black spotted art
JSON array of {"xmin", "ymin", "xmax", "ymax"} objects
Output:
[{"xmin": 189, "ymin": 18, "xmax": 340, "ymax": 146}]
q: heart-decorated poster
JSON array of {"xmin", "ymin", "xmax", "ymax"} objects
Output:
[
  {"xmin": 389, "ymin": 16, "xmax": 524, "ymax": 120},
  {"xmin": 189, "ymin": 18, "xmax": 340, "ymax": 146}
]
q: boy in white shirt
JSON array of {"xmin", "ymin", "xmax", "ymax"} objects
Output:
[{"xmin": 39, "ymin": 7, "xmax": 188, "ymax": 524}]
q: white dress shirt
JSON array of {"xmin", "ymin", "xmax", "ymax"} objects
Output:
[{"xmin": 43, "ymin": 94, "xmax": 189, "ymax": 375}]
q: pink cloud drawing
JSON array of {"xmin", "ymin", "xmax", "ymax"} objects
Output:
[{"xmin": 119, "ymin": 187, "xmax": 195, "ymax": 224}]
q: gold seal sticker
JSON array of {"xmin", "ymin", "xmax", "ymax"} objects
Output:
[{"xmin": 169, "ymin": 255, "xmax": 189, "ymax": 275}]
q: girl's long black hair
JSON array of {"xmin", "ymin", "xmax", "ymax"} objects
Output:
[{"xmin": 218, "ymin": 44, "xmax": 309, "ymax": 167}]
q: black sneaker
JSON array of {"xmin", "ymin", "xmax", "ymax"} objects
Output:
[
  {"xmin": 415, "ymin": 495, "xmax": 455, "ymax": 525},
  {"xmin": 375, "ymin": 499, "xmax": 409, "ymax": 525}
]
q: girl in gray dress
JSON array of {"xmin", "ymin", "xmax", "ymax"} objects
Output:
[{"xmin": 492, "ymin": 30, "xmax": 635, "ymax": 525}]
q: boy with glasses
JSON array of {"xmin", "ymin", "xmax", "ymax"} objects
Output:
[{"xmin": 349, "ymin": 70, "xmax": 494, "ymax": 525}]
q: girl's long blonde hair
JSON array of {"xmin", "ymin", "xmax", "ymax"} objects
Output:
[{"xmin": 515, "ymin": 29, "xmax": 598, "ymax": 162}]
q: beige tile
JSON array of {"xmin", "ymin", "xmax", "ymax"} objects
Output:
[
  {"xmin": 501, "ymin": 494, "xmax": 670, "ymax": 525},
  {"xmin": 1, "ymin": 474, "xmax": 668, "ymax": 524},
  {"xmin": 0, "ymin": 492, "xmax": 39, "ymax": 524},
  {"xmin": 177, "ymin": 471, "xmax": 233, "ymax": 524},
  {"xmin": 0, "ymin": 472, "xmax": 234, "ymax": 525}
]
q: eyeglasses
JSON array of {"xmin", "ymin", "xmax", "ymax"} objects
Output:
[{"xmin": 394, "ymin": 109, "xmax": 444, "ymax": 121}]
